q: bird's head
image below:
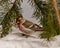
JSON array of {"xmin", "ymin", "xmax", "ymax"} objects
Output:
[{"xmin": 16, "ymin": 17, "xmax": 25, "ymax": 25}]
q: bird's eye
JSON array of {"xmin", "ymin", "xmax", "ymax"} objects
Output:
[{"xmin": 16, "ymin": 20, "xmax": 20, "ymax": 23}]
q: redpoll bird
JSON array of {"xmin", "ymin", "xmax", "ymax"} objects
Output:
[{"xmin": 16, "ymin": 17, "xmax": 43, "ymax": 34}]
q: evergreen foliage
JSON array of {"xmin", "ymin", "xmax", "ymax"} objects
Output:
[
  {"xmin": 30, "ymin": 0, "xmax": 60, "ymax": 40},
  {"xmin": 0, "ymin": 0, "xmax": 23, "ymax": 37}
]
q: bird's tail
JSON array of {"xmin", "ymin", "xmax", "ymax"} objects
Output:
[{"xmin": 29, "ymin": 24, "xmax": 43, "ymax": 31}]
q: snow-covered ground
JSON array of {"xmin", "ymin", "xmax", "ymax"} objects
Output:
[{"xmin": 0, "ymin": 26, "xmax": 60, "ymax": 48}]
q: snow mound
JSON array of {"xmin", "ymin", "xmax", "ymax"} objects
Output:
[
  {"xmin": 0, "ymin": 26, "xmax": 60, "ymax": 48},
  {"xmin": 0, "ymin": 32, "xmax": 48, "ymax": 48}
]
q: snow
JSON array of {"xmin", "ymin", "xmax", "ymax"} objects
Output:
[
  {"xmin": 0, "ymin": 26, "xmax": 60, "ymax": 48},
  {"xmin": 0, "ymin": 26, "xmax": 47, "ymax": 48}
]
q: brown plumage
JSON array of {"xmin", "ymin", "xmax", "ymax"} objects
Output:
[{"xmin": 16, "ymin": 17, "xmax": 43, "ymax": 32}]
